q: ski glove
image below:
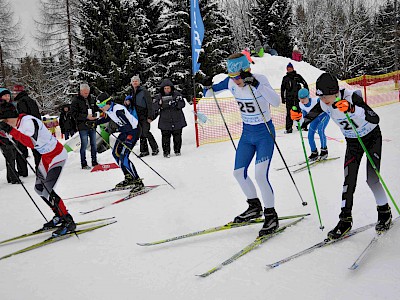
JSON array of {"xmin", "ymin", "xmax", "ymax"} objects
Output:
[
  {"xmin": 290, "ymin": 109, "xmax": 302, "ymax": 121},
  {"xmin": 201, "ymin": 76, "xmax": 213, "ymax": 89},
  {"xmin": 240, "ymin": 71, "xmax": 259, "ymax": 88},
  {"xmin": 334, "ymin": 99, "xmax": 355, "ymax": 113},
  {"xmin": 0, "ymin": 121, "xmax": 12, "ymax": 133}
]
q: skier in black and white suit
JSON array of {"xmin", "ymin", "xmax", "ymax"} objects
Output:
[{"xmin": 290, "ymin": 72, "xmax": 392, "ymax": 240}]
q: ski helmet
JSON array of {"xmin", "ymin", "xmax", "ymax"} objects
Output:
[
  {"xmin": 316, "ymin": 73, "xmax": 339, "ymax": 96},
  {"xmin": 0, "ymin": 101, "xmax": 18, "ymax": 119}
]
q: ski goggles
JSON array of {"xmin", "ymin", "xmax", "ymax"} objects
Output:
[{"xmin": 96, "ymin": 97, "xmax": 112, "ymax": 108}]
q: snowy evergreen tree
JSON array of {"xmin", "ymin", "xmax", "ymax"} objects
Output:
[
  {"xmin": 79, "ymin": 0, "xmax": 138, "ymax": 95},
  {"xmin": 155, "ymin": 0, "xmax": 192, "ymax": 100},
  {"xmin": 197, "ymin": 0, "xmax": 232, "ymax": 78},
  {"xmin": 251, "ymin": 0, "xmax": 293, "ymax": 58},
  {"xmin": 373, "ymin": 0, "xmax": 399, "ymax": 73}
]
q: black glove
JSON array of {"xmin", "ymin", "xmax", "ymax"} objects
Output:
[
  {"xmin": 201, "ymin": 76, "xmax": 213, "ymax": 89},
  {"xmin": 0, "ymin": 122, "xmax": 13, "ymax": 133},
  {"xmin": 240, "ymin": 71, "xmax": 259, "ymax": 88},
  {"xmin": 282, "ymin": 99, "xmax": 286, "ymax": 104},
  {"xmin": 168, "ymin": 98, "xmax": 178, "ymax": 107},
  {"xmin": 301, "ymin": 122, "xmax": 308, "ymax": 131}
]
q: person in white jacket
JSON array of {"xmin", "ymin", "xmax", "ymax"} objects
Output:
[{"xmin": 203, "ymin": 52, "xmax": 281, "ymax": 237}]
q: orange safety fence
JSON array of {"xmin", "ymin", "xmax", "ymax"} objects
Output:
[{"xmin": 194, "ymin": 71, "xmax": 400, "ymax": 147}]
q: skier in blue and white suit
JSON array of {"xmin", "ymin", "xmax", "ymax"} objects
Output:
[
  {"xmin": 203, "ymin": 52, "xmax": 281, "ymax": 237},
  {"xmin": 297, "ymin": 88, "xmax": 330, "ymax": 161},
  {"xmin": 95, "ymin": 92, "xmax": 144, "ymax": 195}
]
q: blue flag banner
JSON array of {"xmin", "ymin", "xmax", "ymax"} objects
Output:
[{"xmin": 190, "ymin": 0, "xmax": 204, "ymax": 74}]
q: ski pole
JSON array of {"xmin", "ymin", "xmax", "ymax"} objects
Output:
[
  {"xmin": 339, "ymin": 99, "xmax": 399, "ymax": 214},
  {"xmin": 94, "ymin": 129, "xmax": 175, "ymax": 189},
  {"xmin": 210, "ymin": 88, "xmax": 237, "ymax": 150},
  {"xmin": 248, "ymin": 86, "xmax": 307, "ymax": 206},
  {"xmin": 292, "ymin": 107, "xmax": 324, "ymax": 230},
  {"xmin": 0, "ymin": 143, "xmax": 48, "ymax": 221}
]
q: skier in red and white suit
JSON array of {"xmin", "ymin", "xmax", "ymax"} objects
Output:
[{"xmin": 0, "ymin": 101, "xmax": 76, "ymax": 237}]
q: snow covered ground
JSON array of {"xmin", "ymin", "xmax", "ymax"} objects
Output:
[{"xmin": 0, "ymin": 55, "xmax": 399, "ymax": 299}]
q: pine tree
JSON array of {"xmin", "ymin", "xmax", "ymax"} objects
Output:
[
  {"xmin": 197, "ymin": 0, "xmax": 232, "ymax": 86},
  {"xmin": 374, "ymin": 0, "xmax": 398, "ymax": 73},
  {"xmin": 156, "ymin": 0, "xmax": 192, "ymax": 100},
  {"xmin": 251, "ymin": 0, "xmax": 293, "ymax": 58},
  {"xmin": 131, "ymin": 0, "xmax": 164, "ymax": 95},
  {"xmin": 79, "ymin": 0, "xmax": 138, "ymax": 94}
]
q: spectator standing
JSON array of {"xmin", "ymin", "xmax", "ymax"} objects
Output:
[
  {"xmin": 70, "ymin": 83, "xmax": 99, "ymax": 169},
  {"xmin": 280, "ymin": 62, "xmax": 308, "ymax": 133},
  {"xmin": 59, "ymin": 104, "xmax": 76, "ymax": 140},
  {"xmin": 291, "ymin": 45, "xmax": 303, "ymax": 62},
  {"xmin": 0, "ymin": 88, "xmax": 19, "ymax": 183},
  {"xmin": 13, "ymin": 84, "xmax": 42, "ymax": 170},
  {"xmin": 126, "ymin": 75, "xmax": 159, "ymax": 157},
  {"xmin": 153, "ymin": 79, "xmax": 187, "ymax": 158}
]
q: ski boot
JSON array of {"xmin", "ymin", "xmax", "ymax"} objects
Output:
[
  {"xmin": 376, "ymin": 204, "xmax": 392, "ymax": 233},
  {"xmin": 233, "ymin": 198, "xmax": 263, "ymax": 223},
  {"xmin": 129, "ymin": 178, "xmax": 145, "ymax": 195},
  {"xmin": 115, "ymin": 174, "xmax": 134, "ymax": 188},
  {"xmin": 308, "ymin": 150, "xmax": 319, "ymax": 162},
  {"xmin": 52, "ymin": 214, "xmax": 76, "ymax": 237},
  {"xmin": 258, "ymin": 207, "xmax": 279, "ymax": 237},
  {"xmin": 42, "ymin": 215, "xmax": 62, "ymax": 230},
  {"xmin": 327, "ymin": 209, "xmax": 353, "ymax": 240},
  {"xmin": 319, "ymin": 147, "xmax": 328, "ymax": 160}
]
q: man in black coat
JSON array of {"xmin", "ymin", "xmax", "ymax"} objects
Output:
[
  {"xmin": 126, "ymin": 75, "xmax": 159, "ymax": 157},
  {"xmin": 0, "ymin": 88, "xmax": 19, "ymax": 183},
  {"xmin": 13, "ymin": 84, "xmax": 42, "ymax": 170},
  {"xmin": 70, "ymin": 83, "xmax": 99, "ymax": 169},
  {"xmin": 280, "ymin": 63, "xmax": 308, "ymax": 133}
]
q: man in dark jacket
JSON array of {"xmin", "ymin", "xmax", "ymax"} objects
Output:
[
  {"xmin": 59, "ymin": 104, "xmax": 76, "ymax": 140},
  {"xmin": 70, "ymin": 83, "xmax": 99, "ymax": 169},
  {"xmin": 126, "ymin": 75, "xmax": 159, "ymax": 157},
  {"xmin": 0, "ymin": 88, "xmax": 19, "ymax": 183},
  {"xmin": 280, "ymin": 63, "xmax": 308, "ymax": 133},
  {"xmin": 13, "ymin": 84, "xmax": 42, "ymax": 170},
  {"xmin": 153, "ymin": 79, "xmax": 187, "ymax": 158}
]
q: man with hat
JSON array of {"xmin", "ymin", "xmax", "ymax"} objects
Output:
[
  {"xmin": 280, "ymin": 62, "xmax": 308, "ymax": 133},
  {"xmin": 13, "ymin": 84, "xmax": 42, "ymax": 170},
  {"xmin": 290, "ymin": 72, "xmax": 392, "ymax": 240},
  {"xmin": 125, "ymin": 75, "xmax": 159, "ymax": 157},
  {"xmin": 202, "ymin": 52, "xmax": 281, "ymax": 237},
  {"xmin": 0, "ymin": 101, "xmax": 76, "ymax": 236},
  {"xmin": 0, "ymin": 88, "xmax": 20, "ymax": 183}
]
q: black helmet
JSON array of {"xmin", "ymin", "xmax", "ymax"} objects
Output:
[
  {"xmin": 0, "ymin": 101, "xmax": 18, "ymax": 119},
  {"xmin": 316, "ymin": 73, "xmax": 339, "ymax": 96}
]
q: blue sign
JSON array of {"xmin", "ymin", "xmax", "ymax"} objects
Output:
[{"xmin": 190, "ymin": 0, "xmax": 204, "ymax": 74}]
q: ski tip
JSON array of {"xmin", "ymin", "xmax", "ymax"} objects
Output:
[
  {"xmin": 136, "ymin": 242, "xmax": 150, "ymax": 246},
  {"xmin": 349, "ymin": 264, "xmax": 358, "ymax": 270},
  {"xmin": 266, "ymin": 263, "xmax": 278, "ymax": 269}
]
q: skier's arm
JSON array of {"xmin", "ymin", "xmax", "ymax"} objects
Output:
[
  {"xmin": 302, "ymin": 102, "xmax": 324, "ymax": 126},
  {"xmin": 254, "ymin": 76, "xmax": 280, "ymax": 107}
]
